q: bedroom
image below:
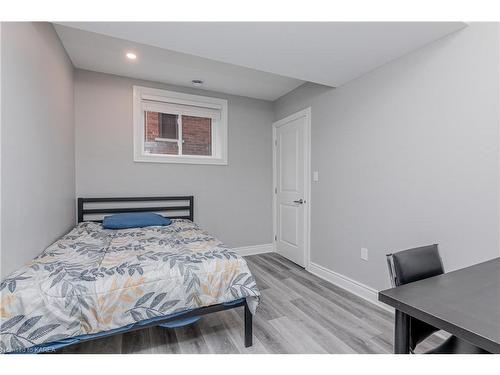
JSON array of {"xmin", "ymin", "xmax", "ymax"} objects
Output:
[{"xmin": 1, "ymin": 1, "xmax": 499, "ymax": 370}]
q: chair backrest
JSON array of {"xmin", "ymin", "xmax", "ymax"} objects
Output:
[
  {"xmin": 386, "ymin": 244, "xmax": 444, "ymax": 351},
  {"xmin": 386, "ymin": 244, "xmax": 444, "ymax": 287}
]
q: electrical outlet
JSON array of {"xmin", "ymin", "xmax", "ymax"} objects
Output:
[
  {"xmin": 361, "ymin": 248, "xmax": 369, "ymax": 261},
  {"xmin": 313, "ymin": 171, "xmax": 319, "ymax": 182}
]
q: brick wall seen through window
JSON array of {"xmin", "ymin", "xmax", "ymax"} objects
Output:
[
  {"xmin": 144, "ymin": 111, "xmax": 211, "ymax": 156},
  {"xmin": 182, "ymin": 116, "xmax": 212, "ymax": 156}
]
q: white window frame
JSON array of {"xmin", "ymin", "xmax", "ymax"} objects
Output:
[{"xmin": 133, "ymin": 86, "xmax": 228, "ymax": 165}]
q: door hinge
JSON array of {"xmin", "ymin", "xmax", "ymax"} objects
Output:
[
  {"xmin": 274, "ymin": 187, "xmax": 277, "ymax": 194},
  {"xmin": 274, "ymin": 139, "xmax": 277, "ymax": 146},
  {"xmin": 274, "ymin": 235, "xmax": 277, "ymax": 241}
]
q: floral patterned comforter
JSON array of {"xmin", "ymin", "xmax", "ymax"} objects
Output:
[{"xmin": 0, "ymin": 220, "xmax": 260, "ymax": 353}]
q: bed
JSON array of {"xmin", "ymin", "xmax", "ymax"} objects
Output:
[{"xmin": 0, "ymin": 196, "xmax": 260, "ymax": 354}]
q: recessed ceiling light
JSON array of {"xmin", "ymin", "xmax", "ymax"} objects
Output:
[
  {"xmin": 126, "ymin": 52, "xmax": 137, "ymax": 60},
  {"xmin": 191, "ymin": 79, "xmax": 204, "ymax": 87}
]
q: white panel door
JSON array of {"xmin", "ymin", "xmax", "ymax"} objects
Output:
[{"xmin": 274, "ymin": 109, "xmax": 309, "ymax": 267}]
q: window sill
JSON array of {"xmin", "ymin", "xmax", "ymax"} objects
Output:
[{"xmin": 134, "ymin": 154, "xmax": 228, "ymax": 166}]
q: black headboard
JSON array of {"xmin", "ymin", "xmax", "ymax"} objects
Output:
[{"xmin": 77, "ymin": 196, "xmax": 194, "ymax": 223}]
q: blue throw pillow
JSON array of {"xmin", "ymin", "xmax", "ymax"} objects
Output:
[{"xmin": 102, "ymin": 212, "xmax": 172, "ymax": 229}]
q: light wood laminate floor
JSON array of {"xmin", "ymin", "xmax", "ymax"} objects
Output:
[{"xmin": 59, "ymin": 253, "xmax": 443, "ymax": 354}]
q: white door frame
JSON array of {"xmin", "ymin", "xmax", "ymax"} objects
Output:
[{"xmin": 272, "ymin": 107, "xmax": 311, "ymax": 270}]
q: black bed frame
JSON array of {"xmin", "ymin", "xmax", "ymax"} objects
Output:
[
  {"xmin": 77, "ymin": 195, "xmax": 195, "ymax": 223},
  {"xmin": 75, "ymin": 196, "xmax": 253, "ymax": 349}
]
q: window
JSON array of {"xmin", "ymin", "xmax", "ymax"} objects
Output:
[
  {"xmin": 159, "ymin": 113, "xmax": 178, "ymax": 140},
  {"xmin": 134, "ymin": 86, "xmax": 228, "ymax": 165}
]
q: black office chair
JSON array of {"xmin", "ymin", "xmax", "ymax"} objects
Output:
[{"xmin": 386, "ymin": 244, "xmax": 489, "ymax": 354}]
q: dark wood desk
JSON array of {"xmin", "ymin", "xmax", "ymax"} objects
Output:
[{"xmin": 379, "ymin": 257, "xmax": 500, "ymax": 354}]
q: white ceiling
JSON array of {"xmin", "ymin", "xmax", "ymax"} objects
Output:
[
  {"xmin": 55, "ymin": 22, "xmax": 467, "ymax": 101},
  {"xmin": 54, "ymin": 25, "xmax": 303, "ymax": 101}
]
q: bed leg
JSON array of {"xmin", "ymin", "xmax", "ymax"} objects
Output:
[{"xmin": 244, "ymin": 301, "xmax": 253, "ymax": 348}]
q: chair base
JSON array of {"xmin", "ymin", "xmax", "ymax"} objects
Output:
[{"xmin": 425, "ymin": 335, "xmax": 490, "ymax": 354}]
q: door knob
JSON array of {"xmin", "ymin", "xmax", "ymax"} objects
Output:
[{"xmin": 293, "ymin": 199, "xmax": 304, "ymax": 204}]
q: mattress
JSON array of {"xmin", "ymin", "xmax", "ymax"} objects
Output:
[{"xmin": 0, "ymin": 220, "xmax": 260, "ymax": 353}]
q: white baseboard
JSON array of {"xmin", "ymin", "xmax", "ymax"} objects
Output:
[
  {"xmin": 308, "ymin": 262, "xmax": 393, "ymax": 313},
  {"xmin": 233, "ymin": 243, "xmax": 273, "ymax": 257}
]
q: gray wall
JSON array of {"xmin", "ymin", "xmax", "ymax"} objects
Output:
[
  {"xmin": 274, "ymin": 23, "xmax": 500, "ymax": 291},
  {"xmin": 1, "ymin": 23, "xmax": 75, "ymax": 278},
  {"xmin": 75, "ymin": 70, "xmax": 273, "ymax": 248}
]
